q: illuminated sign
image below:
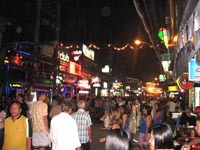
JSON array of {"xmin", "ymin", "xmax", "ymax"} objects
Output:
[
  {"xmin": 82, "ymin": 44, "xmax": 95, "ymax": 61},
  {"xmin": 91, "ymin": 77, "xmax": 101, "ymax": 83},
  {"xmin": 9, "ymin": 83, "xmax": 22, "ymax": 87},
  {"xmin": 161, "ymin": 61, "xmax": 170, "ymax": 72},
  {"xmin": 58, "ymin": 51, "xmax": 70, "ymax": 62},
  {"xmin": 93, "ymin": 83, "xmax": 101, "ymax": 87},
  {"xmin": 78, "ymin": 80, "xmax": 89, "ymax": 84},
  {"xmin": 79, "ymin": 90, "xmax": 89, "ymax": 94},
  {"xmin": 168, "ymin": 86, "xmax": 178, "ymax": 92},
  {"xmin": 59, "ymin": 65, "xmax": 68, "ymax": 72},
  {"xmin": 103, "ymin": 82, "xmax": 108, "ymax": 88},
  {"xmin": 126, "ymin": 86, "xmax": 130, "ymax": 90},
  {"xmin": 195, "ymin": 106, "xmax": 200, "ymax": 113},
  {"xmin": 77, "ymin": 80, "xmax": 91, "ymax": 89},
  {"xmin": 102, "ymin": 65, "xmax": 110, "ymax": 73},
  {"xmin": 177, "ymin": 73, "xmax": 194, "ymax": 89},
  {"xmin": 189, "ymin": 59, "xmax": 200, "ymax": 81},
  {"xmin": 69, "ymin": 61, "xmax": 81, "ymax": 76},
  {"xmin": 56, "ymin": 75, "xmax": 63, "ymax": 84},
  {"xmin": 112, "ymin": 82, "xmax": 123, "ymax": 89},
  {"xmin": 159, "ymin": 74, "xmax": 167, "ymax": 82},
  {"xmin": 71, "ymin": 50, "xmax": 82, "ymax": 61}
]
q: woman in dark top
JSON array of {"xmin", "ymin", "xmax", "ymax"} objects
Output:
[{"xmin": 180, "ymin": 108, "xmax": 196, "ymax": 126}]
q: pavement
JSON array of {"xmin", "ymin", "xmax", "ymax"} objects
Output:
[{"xmin": 91, "ymin": 119, "xmax": 140, "ymax": 150}]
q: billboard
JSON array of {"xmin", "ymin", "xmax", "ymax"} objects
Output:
[
  {"xmin": 189, "ymin": 59, "xmax": 200, "ymax": 81},
  {"xmin": 82, "ymin": 44, "xmax": 95, "ymax": 61}
]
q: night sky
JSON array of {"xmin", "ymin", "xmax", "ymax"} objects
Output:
[{"xmin": 0, "ymin": 0, "xmax": 166, "ymax": 81}]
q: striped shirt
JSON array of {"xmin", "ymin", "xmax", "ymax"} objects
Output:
[{"xmin": 71, "ymin": 109, "xmax": 92, "ymax": 144}]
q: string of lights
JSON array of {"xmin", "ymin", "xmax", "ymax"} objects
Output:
[{"xmin": 62, "ymin": 43, "xmax": 148, "ymax": 51}]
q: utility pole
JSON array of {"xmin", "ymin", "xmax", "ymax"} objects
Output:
[
  {"xmin": 108, "ymin": 31, "xmax": 112, "ymax": 100},
  {"xmin": 33, "ymin": 0, "xmax": 42, "ymax": 55},
  {"xmin": 52, "ymin": 0, "xmax": 61, "ymax": 96}
]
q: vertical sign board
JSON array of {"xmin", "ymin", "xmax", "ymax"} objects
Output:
[{"xmin": 189, "ymin": 59, "xmax": 200, "ymax": 81}]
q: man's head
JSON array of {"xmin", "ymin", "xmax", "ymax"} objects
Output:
[
  {"xmin": 61, "ymin": 101, "xmax": 73, "ymax": 114},
  {"xmin": 16, "ymin": 94, "xmax": 24, "ymax": 103},
  {"xmin": 37, "ymin": 91, "xmax": 47, "ymax": 102},
  {"xmin": 27, "ymin": 94, "xmax": 34, "ymax": 102},
  {"xmin": 195, "ymin": 115, "xmax": 200, "ymax": 135},
  {"xmin": 185, "ymin": 107, "xmax": 191, "ymax": 117},
  {"xmin": 10, "ymin": 101, "xmax": 22, "ymax": 118},
  {"xmin": 77, "ymin": 100, "xmax": 86, "ymax": 109}
]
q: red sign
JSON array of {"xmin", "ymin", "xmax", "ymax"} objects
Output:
[
  {"xmin": 69, "ymin": 61, "xmax": 81, "ymax": 76},
  {"xmin": 178, "ymin": 74, "xmax": 194, "ymax": 89},
  {"xmin": 59, "ymin": 65, "xmax": 68, "ymax": 72},
  {"xmin": 195, "ymin": 106, "xmax": 200, "ymax": 113}
]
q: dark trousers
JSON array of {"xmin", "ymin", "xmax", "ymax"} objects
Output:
[
  {"xmin": 0, "ymin": 128, "xmax": 4, "ymax": 150},
  {"xmin": 81, "ymin": 141, "xmax": 90, "ymax": 150}
]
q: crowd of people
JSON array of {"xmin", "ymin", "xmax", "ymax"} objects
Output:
[
  {"xmin": 0, "ymin": 93, "xmax": 200, "ymax": 150},
  {"xmin": 0, "ymin": 92, "xmax": 93, "ymax": 150},
  {"xmin": 98, "ymin": 96, "xmax": 200, "ymax": 150}
]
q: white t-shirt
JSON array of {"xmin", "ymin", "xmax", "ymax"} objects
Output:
[
  {"xmin": 26, "ymin": 101, "xmax": 35, "ymax": 118},
  {"xmin": 166, "ymin": 101, "xmax": 177, "ymax": 112},
  {"xmin": 50, "ymin": 112, "xmax": 81, "ymax": 150}
]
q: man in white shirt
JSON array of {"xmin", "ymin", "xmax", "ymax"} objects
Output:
[
  {"xmin": 166, "ymin": 99, "xmax": 177, "ymax": 120},
  {"xmin": 50, "ymin": 101, "xmax": 81, "ymax": 150}
]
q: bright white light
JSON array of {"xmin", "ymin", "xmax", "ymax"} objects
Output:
[{"xmin": 79, "ymin": 90, "xmax": 89, "ymax": 94}]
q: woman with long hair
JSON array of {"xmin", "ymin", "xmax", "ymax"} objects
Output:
[
  {"xmin": 99, "ymin": 108, "xmax": 121, "ymax": 143},
  {"xmin": 105, "ymin": 129, "xmax": 129, "ymax": 150},
  {"xmin": 138, "ymin": 105, "xmax": 152, "ymax": 150},
  {"xmin": 149, "ymin": 123, "xmax": 174, "ymax": 150},
  {"xmin": 152, "ymin": 102, "xmax": 163, "ymax": 127}
]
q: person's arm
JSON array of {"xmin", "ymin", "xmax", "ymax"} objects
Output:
[
  {"xmin": 122, "ymin": 114, "xmax": 128, "ymax": 129},
  {"xmin": 145, "ymin": 116, "xmax": 151, "ymax": 139},
  {"xmin": 100, "ymin": 114, "xmax": 106, "ymax": 121},
  {"xmin": 99, "ymin": 137, "xmax": 106, "ymax": 143},
  {"xmin": 26, "ymin": 137, "xmax": 31, "ymax": 150},
  {"xmin": 49, "ymin": 107, "xmax": 54, "ymax": 119},
  {"xmin": 181, "ymin": 137, "xmax": 200, "ymax": 150},
  {"xmin": 26, "ymin": 118, "xmax": 32, "ymax": 150},
  {"xmin": 76, "ymin": 147, "xmax": 81, "ymax": 150},
  {"xmin": 43, "ymin": 115, "xmax": 49, "ymax": 132},
  {"xmin": 153, "ymin": 111, "xmax": 161, "ymax": 121},
  {"xmin": 188, "ymin": 137, "xmax": 200, "ymax": 147},
  {"xmin": 88, "ymin": 126, "xmax": 92, "ymax": 143},
  {"xmin": 43, "ymin": 104, "xmax": 49, "ymax": 132}
]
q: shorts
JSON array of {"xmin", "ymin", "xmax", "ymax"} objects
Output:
[
  {"xmin": 32, "ymin": 132, "xmax": 50, "ymax": 147},
  {"xmin": 138, "ymin": 132, "xmax": 150, "ymax": 146}
]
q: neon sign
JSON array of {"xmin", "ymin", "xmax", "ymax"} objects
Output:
[
  {"xmin": 58, "ymin": 51, "xmax": 70, "ymax": 62},
  {"xmin": 82, "ymin": 44, "xmax": 95, "ymax": 61},
  {"xmin": 77, "ymin": 80, "xmax": 91, "ymax": 89},
  {"xmin": 9, "ymin": 83, "xmax": 22, "ymax": 87},
  {"xmin": 69, "ymin": 61, "xmax": 81, "ymax": 76},
  {"xmin": 71, "ymin": 50, "xmax": 82, "ymax": 61}
]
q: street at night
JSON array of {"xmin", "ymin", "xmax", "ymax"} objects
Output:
[{"xmin": 1, "ymin": 0, "xmax": 200, "ymax": 150}]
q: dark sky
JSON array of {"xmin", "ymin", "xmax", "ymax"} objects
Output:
[{"xmin": 0, "ymin": 0, "xmax": 166, "ymax": 81}]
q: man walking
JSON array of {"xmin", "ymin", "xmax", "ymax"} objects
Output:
[
  {"xmin": 72, "ymin": 100, "xmax": 92, "ymax": 150},
  {"xmin": 50, "ymin": 101, "xmax": 81, "ymax": 150},
  {"xmin": 32, "ymin": 92, "xmax": 50, "ymax": 150}
]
